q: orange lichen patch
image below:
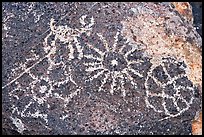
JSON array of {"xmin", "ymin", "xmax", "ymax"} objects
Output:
[
  {"xmin": 121, "ymin": 14, "xmax": 202, "ymax": 90},
  {"xmin": 192, "ymin": 112, "xmax": 202, "ymax": 135},
  {"xmin": 171, "ymin": 2, "xmax": 193, "ymax": 23}
]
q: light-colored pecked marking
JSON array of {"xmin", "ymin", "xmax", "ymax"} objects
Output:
[
  {"xmin": 82, "ymin": 30, "xmax": 146, "ymax": 96},
  {"xmin": 144, "ymin": 57, "xmax": 196, "ymax": 120}
]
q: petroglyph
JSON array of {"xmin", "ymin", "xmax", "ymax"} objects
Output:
[
  {"xmin": 80, "ymin": 30, "xmax": 151, "ymax": 97},
  {"xmin": 2, "ymin": 2, "xmax": 201, "ymax": 135}
]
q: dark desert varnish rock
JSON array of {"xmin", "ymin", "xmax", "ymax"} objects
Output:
[{"xmin": 2, "ymin": 2, "xmax": 202, "ymax": 135}]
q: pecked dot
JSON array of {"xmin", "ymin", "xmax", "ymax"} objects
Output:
[{"xmin": 103, "ymin": 52, "xmax": 127, "ymax": 72}]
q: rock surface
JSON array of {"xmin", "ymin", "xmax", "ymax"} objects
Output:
[
  {"xmin": 190, "ymin": 2, "xmax": 202, "ymax": 37},
  {"xmin": 2, "ymin": 2, "xmax": 202, "ymax": 135}
]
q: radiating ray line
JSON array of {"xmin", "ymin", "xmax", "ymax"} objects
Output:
[
  {"xmin": 64, "ymin": 89, "xmax": 81, "ymax": 107},
  {"xmin": 98, "ymin": 71, "xmax": 110, "ymax": 92},
  {"xmin": 20, "ymin": 101, "xmax": 33, "ymax": 117},
  {"xmin": 161, "ymin": 85, "xmax": 182, "ymax": 116},
  {"xmin": 119, "ymin": 45, "xmax": 127, "ymax": 53},
  {"xmin": 86, "ymin": 43, "xmax": 104, "ymax": 56},
  {"xmin": 127, "ymin": 66, "xmax": 143, "ymax": 78},
  {"xmin": 161, "ymin": 62, "xmax": 171, "ymax": 79},
  {"xmin": 120, "ymin": 77, "xmax": 127, "ymax": 97},
  {"xmin": 149, "ymin": 75, "xmax": 163, "ymax": 87},
  {"xmin": 166, "ymin": 73, "xmax": 187, "ymax": 85},
  {"xmin": 43, "ymin": 32, "xmax": 53, "ymax": 53},
  {"xmin": 110, "ymin": 73, "xmax": 117, "ymax": 95},
  {"xmin": 118, "ymin": 44, "xmax": 127, "ymax": 54},
  {"xmin": 144, "ymin": 75, "xmax": 163, "ymax": 113},
  {"xmin": 173, "ymin": 83, "xmax": 181, "ymax": 98},
  {"xmin": 73, "ymin": 37, "xmax": 83, "ymax": 59},
  {"xmin": 157, "ymin": 98, "xmax": 192, "ymax": 121},
  {"xmin": 90, "ymin": 69, "xmax": 107, "ymax": 81},
  {"xmin": 68, "ymin": 72, "xmax": 77, "ymax": 86},
  {"xmin": 85, "ymin": 65, "xmax": 105, "ymax": 72},
  {"xmin": 83, "ymin": 54, "xmax": 103, "ymax": 61},
  {"xmin": 176, "ymin": 85, "xmax": 194, "ymax": 91},
  {"xmin": 146, "ymin": 91, "xmax": 162, "ymax": 97},
  {"xmin": 124, "ymin": 45, "xmax": 137, "ymax": 58},
  {"xmin": 180, "ymin": 95, "xmax": 193, "ymax": 106},
  {"xmin": 68, "ymin": 43, "xmax": 75, "ymax": 60},
  {"xmin": 162, "ymin": 98, "xmax": 171, "ymax": 115},
  {"xmin": 128, "ymin": 60, "xmax": 144, "ymax": 65},
  {"xmin": 122, "ymin": 69, "xmax": 138, "ymax": 88},
  {"xmin": 112, "ymin": 31, "xmax": 120, "ymax": 52},
  {"xmin": 173, "ymin": 97, "xmax": 181, "ymax": 111},
  {"xmin": 83, "ymin": 62, "xmax": 102, "ymax": 67},
  {"xmin": 97, "ymin": 33, "xmax": 110, "ymax": 52},
  {"xmin": 148, "ymin": 92, "xmax": 174, "ymax": 99},
  {"xmin": 144, "ymin": 94, "xmax": 163, "ymax": 113},
  {"xmin": 118, "ymin": 40, "xmax": 130, "ymax": 54}
]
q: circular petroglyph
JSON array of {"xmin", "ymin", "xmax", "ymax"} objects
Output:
[
  {"xmin": 3, "ymin": 15, "xmax": 97, "ymax": 134},
  {"xmin": 2, "ymin": 2, "xmax": 202, "ymax": 135},
  {"xmin": 144, "ymin": 57, "xmax": 199, "ymax": 120},
  {"xmin": 103, "ymin": 52, "xmax": 127, "ymax": 72},
  {"xmin": 79, "ymin": 30, "xmax": 151, "ymax": 97}
]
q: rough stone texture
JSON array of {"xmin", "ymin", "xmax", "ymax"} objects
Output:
[
  {"xmin": 2, "ymin": 2, "xmax": 202, "ymax": 135},
  {"xmin": 190, "ymin": 2, "xmax": 202, "ymax": 37},
  {"xmin": 192, "ymin": 112, "xmax": 202, "ymax": 135}
]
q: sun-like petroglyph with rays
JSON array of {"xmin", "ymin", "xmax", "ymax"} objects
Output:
[
  {"xmin": 80, "ymin": 30, "xmax": 152, "ymax": 97},
  {"xmin": 79, "ymin": 25, "xmax": 199, "ymax": 121},
  {"xmin": 2, "ymin": 2, "xmax": 202, "ymax": 135},
  {"xmin": 3, "ymin": 14, "xmax": 201, "ymax": 133}
]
